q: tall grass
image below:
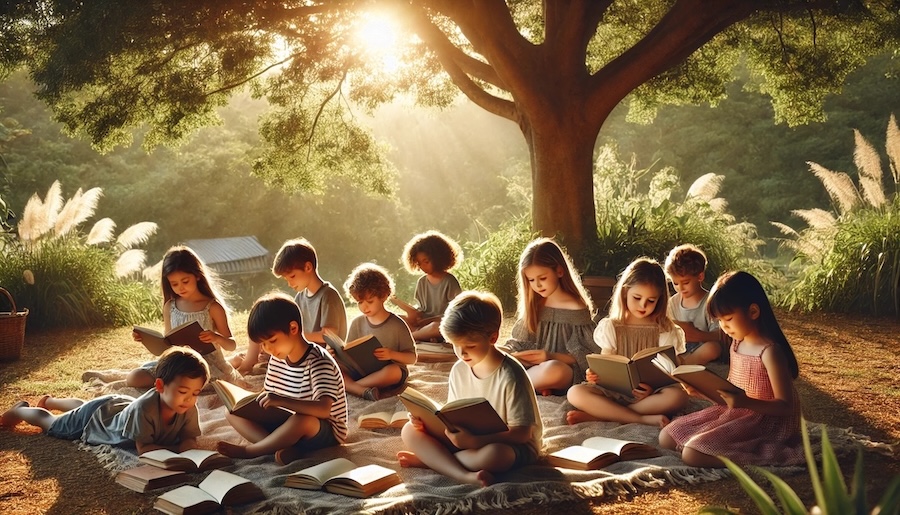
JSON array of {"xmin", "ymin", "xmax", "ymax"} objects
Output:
[
  {"xmin": 0, "ymin": 181, "xmax": 160, "ymax": 329},
  {"xmin": 774, "ymin": 116, "xmax": 900, "ymax": 316}
]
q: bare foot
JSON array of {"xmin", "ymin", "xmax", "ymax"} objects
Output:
[
  {"xmin": 216, "ymin": 441, "xmax": 250, "ymax": 459},
  {"xmin": 565, "ymin": 410, "xmax": 600, "ymax": 425},
  {"xmin": 36, "ymin": 395, "xmax": 50, "ymax": 409},
  {"xmin": 0, "ymin": 401, "xmax": 28, "ymax": 427},
  {"xmin": 639, "ymin": 414, "xmax": 670, "ymax": 428},
  {"xmin": 275, "ymin": 446, "xmax": 303, "ymax": 466},
  {"xmin": 476, "ymin": 469, "xmax": 496, "ymax": 487},
  {"xmin": 397, "ymin": 451, "xmax": 427, "ymax": 468}
]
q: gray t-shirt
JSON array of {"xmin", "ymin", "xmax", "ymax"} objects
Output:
[
  {"xmin": 448, "ymin": 353, "xmax": 543, "ymax": 454},
  {"xmin": 82, "ymin": 389, "xmax": 201, "ymax": 447},
  {"xmin": 295, "ymin": 281, "xmax": 348, "ymax": 340},
  {"xmin": 347, "ymin": 313, "xmax": 415, "ymax": 366},
  {"xmin": 668, "ymin": 291, "xmax": 719, "ymax": 343},
  {"xmin": 414, "ymin": 273, "xmax": 462, "ymax": 318}
]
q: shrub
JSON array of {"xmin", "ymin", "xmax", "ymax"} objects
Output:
[
  {"xmin": 773, "ymin": 115, "xmax": 900, "ymax": 316},
  {"xmin": 0, "ymin": 181, "xmax": 160, "ymax": 329}
]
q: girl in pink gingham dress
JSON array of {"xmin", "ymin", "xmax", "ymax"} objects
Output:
[{"xmin": 660, "ymin": 271, "xmax": 803, "ymax": 467}]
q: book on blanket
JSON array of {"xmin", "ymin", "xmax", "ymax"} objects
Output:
[
  {"xmin": 586, "ymin": 345, "xmax": 678, "ymax": 398},
  {"xmin": 323, "ymin": 331, "xmax": 389, "ymax": 377},
  {"xmin": 134, "ymin": 321, "xmax": 213, "ymax": 356},
  {"xmin": 398, "ymin": 386, "xmax": 507, "ymax": 440},
  {"xmin": 115, "ymin": 465, "xmax": 188, "ymax": 493},
  {"xmin": 650, "ymin": 351, "xmax": 742, "ymax": 405},
  {"xmin": 357, "ymin": 410, "xmax": 408, "ymax": 429},
  {"xmin": 211, "ymin": 379, "xmax": 293, "ymax": 426},
  {"xmin": 152, "ymin": 470, "xmax": 263, "ymax": 515},
  {"xmin": 284, "ymin": 457, "xmax": 402, "ymax": 498},
  {"xmin": 547, "ymin": 436, "xmax": 661, "ymax": 470},
  {"xmin": 139, "ymin": 449, "xmax": 232, "ymax": 472}
]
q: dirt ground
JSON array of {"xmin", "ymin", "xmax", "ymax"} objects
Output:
[{"xmin": 0, "ymin": 310, "xmax": 898, "ymax": 514}]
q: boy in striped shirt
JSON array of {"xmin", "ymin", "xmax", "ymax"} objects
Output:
[{"xmin": 217, "ymin": 292, "xmax": 348, "ymax": 465}]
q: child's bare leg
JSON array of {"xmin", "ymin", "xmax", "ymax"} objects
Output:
[
  {"xmin": 455, "ymin": 443, "xmax": 516, "ymax": 483},
  {"xmin": 658, "ymin": 427, "xmax": 678, "ymax": 450},
  {"xmin": 220, "ymin": 414, "xmax": 319, "ymax": 459},
  {"xmin": 412, "ymin": 321, "xmax": 442, "ymax": 341},
  {"xmin": 680, "ymin": 342, "xmax": 722, "ymax": 366},
  {"xmin": 566, "ymin": 385, "xmax": 665, "ymax": 426},
  {"xmin": 353, "ymin": 365, "xmax": 403, "ymax": 391},
  {"xmin": 126, "ymin": 368, "xmax": 155, "ymax": 388},
  {"xmin": 39, "ymin": 397, "xmax": 86, "ymax": 412},
  {"xmin": 399, "ymin": 422, "xmax": 483, "ymax": 485},
  {"xmin": 527, "ymin": 360, "xmax": 573, "ymax": 394},
  {"xmin": 630, "ymin": 387, "xmax": 688, "ymax": 420},
  {"xmin": 681, "ymin": 446, "xmax": 724, "ymax": 467},
  {"xmin": 2, "ymin": 402, "xmax": 59, "ymax": 431}
]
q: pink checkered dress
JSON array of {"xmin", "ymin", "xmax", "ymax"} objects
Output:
[{"xmin": 662, "ymin": 340, "xmax": 804, "ymax": 465}]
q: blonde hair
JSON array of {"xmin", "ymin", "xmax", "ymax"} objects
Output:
[
  {"xmin": 609, "ymin": 257, "xmax": 675, "ymax": 332},
  {"xmin": 516, "ymin": 238, "xmax": 593, "ymax": 333}
]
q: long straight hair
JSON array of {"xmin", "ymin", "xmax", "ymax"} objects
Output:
[
  {"xmin": 160, "ymin": 245, "xmax": 228, "ymax": 309},
  {"xmin": 516, "ymin": 238, "xmax": 593, "ymax": 333},
  {"xmin": 707, "ymin": 271, "xmax": 799, "ymax": 378},
  {"xmin": 608, "ymin": 257, "xmax": 675, "ymax": 332}
]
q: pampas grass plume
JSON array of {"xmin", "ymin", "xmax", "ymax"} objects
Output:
[
  {"xmin": 853, "ymin": 130, "xmax": 886, "ymax": 208},
  {"xmin": 117, "ymin": 222, "xmax": 158, "ymax": 249},
  {"xmin": 87, "ymin": 218, "xmax": 117, "ymax": 245},
  {"xmin": 686, "ymin": 173, "xmax": 723, "ymax": 201},
  {"xmin": 115, "ymin": 249, "xmax": 147, "ymax": 278},
  {"xmin": 54, "ymin": 187, "xmax": 103, "ymax": 237},
  {"xmin": 886, "ymin": 114, "xmax": 900, "ymax": 187},
  {"xmin": 808, "ymin": 162, "xmax": 859, "ymax": 215}
]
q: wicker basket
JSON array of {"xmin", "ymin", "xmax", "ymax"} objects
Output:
[{"xmin": 0, "ymin": 287, "xmax": 27, "ymax": 361}]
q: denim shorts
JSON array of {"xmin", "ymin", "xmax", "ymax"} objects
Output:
[{"xmin": 46, "ymin": 395, "xmax": 128, "ymax": 440}]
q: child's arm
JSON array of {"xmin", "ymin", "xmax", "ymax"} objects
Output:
[
  {"xmin": 374, "ymin": 347, "xmax": 417, "ymax": 365},
  {"xmin": 236, "ymin": 340, "xmax": 261, "ymax": 374},
  {"xmin": 445, "ymin": 424, "xmax": 533, "ymax": 450},
  {"xmin": 259, "ymin": 392, "xmax": 334, "ymax": 420},
  {"xmin": 720, "ymin": 346, "xmax": 795, "ymax": 416},
  {"xmin": 176, "ymin": 436, "xmax": 199, "ymax": 453},
  {"xmin": 673, "ymin": 320, "xmax": 720, "ymax": 343},
  {"xmin": 201, "ymin": 301, "xmax": 237, "ymax": 352}
]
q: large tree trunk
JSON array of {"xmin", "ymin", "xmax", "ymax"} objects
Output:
[{"xmin": 522, "ymin": 112, "xmax": 600, "ymax": 261}]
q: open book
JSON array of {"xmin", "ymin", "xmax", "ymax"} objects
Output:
[
  {"xmin": 152, "ymin": 470, "xmax": 263, "ymax": 515},
  {"xmin": 138, "ymin": 449, "xmax": 232, "ymax": 472},
  {"xmin": 398, "ymin": 386, "xmax": 507, "ymax": 441},
  {"xmin": 651, "ymin": 352, "xmax": 741, "ymax": 405},
  {"xmin": 134, "ymin": 321, "xmax": 213, "ymax": 356},
  {"xmin": 547, "ymin": 436, "xmax": 660, "ymax": 470},
  {"xmin": 323, "ymin": 332, "xmax": 389, "ymax": 377},
  {"xmin": 211, "ymin": 379, "xmax": 293, "ymax": 426},
  {"xmin": 358, "ymin": 410, "xmax": 408, "ymax": 429},
  {"xmin": 284, "ymin": 457, "xmax": 402, "ymax": 498},
  {"xmin": 115, "ymin": 465, "xmax": 187, "ymax": 493},
  {"xmin": 586, "ymin": 345, "xmax": 678, "ymax": 398}
]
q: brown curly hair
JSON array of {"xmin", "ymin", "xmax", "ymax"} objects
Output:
[
  {"xmin": 344, "ymin": 263, "xmax": 394, "ymax": 301},
  {"xmin": 401, "ymin": 230, "xmax": 463, "ymax": 274}
]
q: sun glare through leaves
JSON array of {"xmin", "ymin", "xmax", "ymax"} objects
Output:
[{"xmin": 353, "ymin": 11, "xmax": 405, "ymax": 75}]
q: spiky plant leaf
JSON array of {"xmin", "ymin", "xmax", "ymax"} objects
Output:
[
  {"xmin": 808, "ymin": 162, "xmax": 860, "ymax": 215},
  {"xmin": 874, "ymin": 474, "xmax": 900, "ymax": 514},
  {"xmin": 116, "ymin": 222, "xmax": 158, "ymax": 249},
  {"xmin": 697, "ymin": 507, "xmax": 739, "ymax": 514},
  {"xmin": 719, "ymin": 456, "xmax": 780, "ymax": 515},
  {"xmin": 754, "ymin": 467, "xmax": 808, "ymax": 514},
  {"xmin": 803, "ymin": 418, "xmax": 828, "ymax": 513},
  {"xmin": 819, "ymin": 424, "xmax": 853, "ymax": 514},
  {"xmin": 86, "ymin": 218, "xmax": 116, "ymax": 245},
  {"xmin": 849, "ymin": 448, "xmax": 867, "ymax": 515}
]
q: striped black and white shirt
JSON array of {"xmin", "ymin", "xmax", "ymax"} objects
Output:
[{"xmin": 264, "ymin": 344, "xmax": 348, "ymax": 442}]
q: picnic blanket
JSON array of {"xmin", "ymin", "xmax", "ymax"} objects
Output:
[{"xmin": 79, "ymin": 361, "xmax": 865, "ymax": 515}]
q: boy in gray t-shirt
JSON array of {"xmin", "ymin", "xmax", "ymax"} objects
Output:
[
  {"xmin": 0, "ymin": 348, "xmax": 209, "ymax": 454},
  {"xmin": 664, "ymin": 244, "xmax": 723, "ymax": 365}
]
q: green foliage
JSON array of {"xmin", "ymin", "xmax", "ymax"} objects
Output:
[
  {"xmin": 454, "ymin": 216, "xmax": 537, "ymax": 313},
  {"xmin": 775, "ymin": 117, "xmax": 900, "ymax": 316},
  {"xmin": 700, "ymin": 418, "xmax": 900, "ymax": 515},
  {"xmin": 585, "ymin": 145, "xmax": 771, "ymax": 284},
  {"xmin": 0, "ymin": 181, "xmax": 160, "ymax": 329}
]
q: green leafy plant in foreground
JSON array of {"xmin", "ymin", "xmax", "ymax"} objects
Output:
[{"xmin": 699, "ymin": 418, "xmax": 900, "ymax": 515}]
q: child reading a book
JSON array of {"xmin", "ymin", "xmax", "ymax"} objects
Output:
[
  {"xmin": 664, "ymin": 244, "xmax": 723, "ymax": 365},
  {"xmin": 566, "ymin": 257, "xmax": 688, "ymax": 427},
  {"xmin": 126, "ymin": 246, "xmax": 241, "ymax": 388},
  {"xmin": 217, "ymin": 292, "xmax": 348, "ymax": 466},
  {"xmin": 338, "ymin": 262, "xmax": 417, "ymax": 401},
  {"xmin": 500, "ymin": 237, "xmax": 596, "ymax": 395},
  {"xmin": 391, "ymin": 230, "xmax": 463, "ymax": 342},
  {"xmin": 397, "ymin": 291, "xmax": 543, "ymax": 487},
  {"xmin": 232, "ymin": 237, "xmax": 348, "ymax": 373},
  {"xmin": 1, "ymin": 347, "xmax": 209, "ymax": 454},
  {"xmin": 660, "ymin": 271, "xmax": 803, "ymax": 467}
]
